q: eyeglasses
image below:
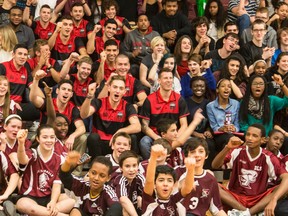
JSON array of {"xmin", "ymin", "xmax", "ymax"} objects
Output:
[
  {"xmin": 252, "ymin": 82, "xmax": 265, "ymax": 86},
  {"xmin": 226, "ymin": 37, "xmax": 239, "ymax": 44}
]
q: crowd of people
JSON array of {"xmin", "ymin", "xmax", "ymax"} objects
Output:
[{"xmin": 1, "ymin": 0, "xmax": 288, "ymax": 215}]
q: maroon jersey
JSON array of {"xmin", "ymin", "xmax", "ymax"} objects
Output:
[
  {"xmin": 19, "ymin": 147, "xmax": 63, "ymax": 197},
  {"xmin": 31, "ymin": 20, "xmax": 56, "ymax": 40},
  {"xmin": 0, "ymin": 151, "xmax": 17, "ymax": 194},
  {"xmin": 180, "ymin": 170, "xmax": 223, "ymax": 215},
  {"xmin": 105, "ymin": 154, "xmax": 121, "ymax": 182},
  {"xmin": 54, "ymin": 138, "xmax": 68, "ymax": 158},
  {"xmin": 223, "ymin": 146, "xmax": 286, "ymax": 196},
  {"xmin": 139, "ymin": 160, "xmax": 172, "ymax": 177},
  {"xmin": 142, "ymin": 191, "xmax": 186, "ymax": 216},
  {"xmin": 139, "ymin": 90, "xmax": 189, "ymax": 134},
  {"xmin": 4, "ymin": 139, "xmax": 31, "ymax": 156},
  {"xmin": 112, "ymin": 173, "xmax": 145, "ymax": 209},
  {"xmin": 0, "ymin": 60, "xmax": 33, "ymax": 103},
  {"xmin": 166, "ymin": 147, "xmax": 185, "ymax": 167}
]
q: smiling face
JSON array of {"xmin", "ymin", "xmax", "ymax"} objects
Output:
[
  {"xmin": 0, "ymin": 79, "xmax": 9, "ymax": 98},
  {"xmin": 181, "ymin": 38, "xmax": 192, "ymax": 54},
  {"xmin": 191, "ymin": 79, "xmax": 206, "ymax": 98},
  {"xmin": 121, "ymin": 157, "xmax": 139, "ymax": 181},
  {"xmin": 13, "ymin": 48, "xmax": 28, "ymax": 67},
  {"xmin": 158, "ymin": 71, "xmax": 173, "ymax": 91},
  {"xmin": 187, "ymin": 145, "xmax": 207, "ymax": 170},
  {"xmin": 280, "ymin": 30, "xmax": 288, "ymax": 46},
  {"xmin": 254, "ymin": 61, "xmax": 267, "ymax": 76},
  {"xmin": 105, "ymin": 6, "xmax": 117, "ymax": 19},
  {"xmin": 71, "ymin": 6, "xmax": 84, "ymax": 21},
  {"xmin": 112, "ymin": 136, "xmax": 131, "ymax": 161},
  {"xmin": 115, "ymin": 56, "xmax": 130, "ymax": 77},
  {"xmin": 36, "ymin": 128, "xmax": 56, "ymax": 152},
  {"xmin": 40, "ymin": 7, "xmax": 52, "ymax": 23},
  {"xmin": 77, "ymin": 62, "xmax": 92, "ymax": 82},
  {"xmin": 196, "ymin": 23, "xmax": 208, "ymax": 37},
  {"xmin": 164, "ymin": 1, "xmax": 178, "ymax": 16},
  {"xmin": 163, "ymin": 57, "xmax": 175, "ymax": 71},
  {"xmin": 277, "ymin": 55, "xmax": 288, "ymax": 74},
  {"xmin": 104, "ymin": 23, "xmax": 117, "ymax": 39},
  {"xmin": 155, "ymin": 173, "xmax": 175, "ymax": 199},
  {"xmin": 53, "ymin": 116, "xmax": 68, "ymax": 140},
  {"xmin": 217, "ymin": 79, "xmax": 231, "ymax": 99},
  {"xmin": 105, "ymin": 45, "xmax": 119, "ymax": 63},
  {"xmin": 9, "ymin": 8, "xmax": 23, "ymax": 26},
  {"xmin": 251, "ymin": 77, "xmax": 265, "ymax": 99},
  {"xmin": 4, "ymin": 118, "xmax": 22, "ymax": 142},
  {"xmin": 89, "ymin": 162, "xmax": 110, "ymax": 192},
  {"xmin": 152, "ymin": 42, "xmax": 165, "ymax": 54},
  {"xmin": 228, "ymin": 59, "xmax": 240, "ymax": 77}
]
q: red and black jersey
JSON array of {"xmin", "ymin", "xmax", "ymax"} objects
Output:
[
  {"xmin": 0, "ymin": 60, "xmax": 32, "ymax": 103},
  {"xmin": 51, "ymin": 34, "xmax": 85, "ymax": 62},
  {"xmin": 31, "ymin": 20, "xmax": 56, "ymax": 40},
  {"xmin": 19, "ymin": 147, "xmax": 63, "ymax": 197},
  {"xmin": 94, "ymin": 37, "xmax": 120, "ymax": 59},
  {"xmin": 70, "ymin": 74, "xmax": 93, "ymax": 107},
  {"xmin": 99, "ymin": 16, "xmax": 129, "ymax": 41},
  {"xmin": 25, "ymin": 57, "xmax": 61, "ymax": 88},
  {"xmin": 139, "ymin": 90, "xmax": 189, "ymax": 134},
  {"xmin": 73, "ymin": 19, "xmax": 93, "ymax": 44},
  {"xmin": 90, "ymin": 97, "xmax": 137, "ymax": 140},
  {"xmin": 40, "ymin": 98, "xmax": 82, "ymax": 135}
]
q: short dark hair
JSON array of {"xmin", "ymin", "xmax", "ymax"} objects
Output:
[
  {"xmin": 91, "ymin": 156, "xmax": 113, "ymax": 175},
  {"xmin": 104, "ymin": 18, "xmax": 118, "ymax": 27},
  {"xmin": 13, "ymin": 44, "xmax": 28, "ymax": 53},
  {"xmin": 104, "ymin": 39, "xmax": 119, "ymax": 49},
  {"xmin": 33, "ymin": 39, "xmax": 49, "ymax": 53},
  {"xmin": 192, "ymin": 16, "xmax": 209, "ymax": 33},
  {"xmin": 156, "ymin": 118, "xmax": 177, "ymax": 135},
  {"xmin": 158, "ymin": 68, "xmax": 173, "ymax": 78},
  {"xmin": 268, "ymin": 129, "xmax": 284, "ymax": 137},
  {"xmin": 58, "ymin": 79, "xmax": 73, "ymax": 89},
  {"xmin": 10, "ymin": 6, "xmax": 22, "ymax": 13},
  {"xmin": 248, "ymin": 123, "xmax": 266, "ymax": 137},
  {"xmin": 119, "ymin": 150, "xmax": 139, "ymax": 168},
  {"xmin": 224, "ymin": 32, "xmax": 239, "ymax": 40},
  {"xmin": 224, "ymin": 21, "xmax": 238, "ymax": 32},
  {"xmin": 36, "ymin": 124, "xmax": 54, "ymax": 138},
  {"xmin": 183, "ymin": 137, "xmax": 209, "ymax": 157},
  {"xmin": 71, "ymin": 2, "xmax": 84, "ymax": 9},
  {"xmin": 155, "ymin": 165, "xmax": 176, "ymax": 183},
  {"xmin": 103, "ymin": 0, "xmax": 119, "ymax": 13},
  {"xmin": 251, "ymin": 19, "xmax": 267, "ymax": 30},
  {"xmin": 40, "ymin": 4, "xmax": 52, "ymax": 11},
  {"xmin": 60, "ymin": 15, "xmax": 73, "ymax": 22},
  {"xmin": 153, "ymin": 138, "xmax": 172, "ymax": 155}
]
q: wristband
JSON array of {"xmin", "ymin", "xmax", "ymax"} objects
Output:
[
  {"xmin": 280, "ymin": 83, "xmax": 285, "ymax": 87},
  {"xmin": 82, "ymin": 2, "xmax": 86, "ymax": 5},
  {"xmin": 86, "ymin": 94, "xmax": 94, "ymax": 99},
  {"xmin": 26, "ymin": 4, "xmax": 30, "ymax": 7}
]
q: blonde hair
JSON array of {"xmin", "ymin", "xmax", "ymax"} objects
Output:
[
  {"xmin": 0, "ymin": 25, "xmax": 18, "ymax": 52},
  {"xmin": 150, "ymin": 36, "xmax": 166, "ymax": 49},
  {"xmin": 0, "ymin": 76, "xmax": 11, "ymax": 119}
]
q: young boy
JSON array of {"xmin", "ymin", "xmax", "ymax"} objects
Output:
[
  {"xmin": 112, "ymin": 150, "xmax": 145, "ymax": 216},
  {"xmin": 180, "ymin": 137, "xmax": 226, "ymax": 216},
  {"xmin": 105, "ymin": 132, "xmax": 132, "ymax": 182},
  {"xmin": 59, "ymin": 151, "xmax": 122, "ymax": 216},
  {"xmin": 266, "ymin": 129, "xmax": 285, "ymax": 159},
  {"xmin": 212, "ymin": 123, "xmax": 288, "ymax": 216},
  {"xmin": 142, "ymin": 144, "xmax": 195, "ymax": 215}
]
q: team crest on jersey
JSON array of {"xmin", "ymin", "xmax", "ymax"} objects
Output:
[
  {"xmin": 167, "ymin": 206, "xmax": 175, "ymax": 215},
  {"xmin": 38, "ymin": 173, "xmax": 49, "ymax": 190},
  {"xmin": 239, "ymin": 168, "xmax": 258, "ymax": 189},
  {"xmin": 200, "ymin": 189, "xmax": 210, "ymax": 198}
]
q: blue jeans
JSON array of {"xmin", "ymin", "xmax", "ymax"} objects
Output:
[
  {"xmin": 139, "ymin": 136, "xmax": 153, "ymax": 160},
  {"xmin": 237, "ymin": 14, "xmax": 251, "ymax": 36}
]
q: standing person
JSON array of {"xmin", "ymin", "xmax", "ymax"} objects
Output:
[
  {"xmin": 16, "ymin": 126, "xmax": 75, "ymax": 215},
  {"xmin": 54, "ymin": 0, "xmax": 91, "ymax": 17},
  {"xmin": 139, "ymin": 68, "xmax": 189, "ymax": 159},
  {"xmin": 212, "ymin": 124, "xmax": 288, "ymax": 216},
  {"xmin": 150, "ymin": 0, "xmax": 191, "ymax": 51},
  {"xmin": 239, "ymin": 74, "xmax": 288, "ymax": 135},
  {"xmin": 80, "ymin": 75, "xmax": 141, "ymax": 160},
  {"xmin": 207, "ymin": 79, "xmax": 240, "ymax": 151}
]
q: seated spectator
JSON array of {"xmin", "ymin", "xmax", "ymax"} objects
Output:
[
  {"xmin": 268, "ymin": 2, "xmax": 288, "ymax": 32},
  {"xmin": 271, "ymin": 27, "xmax": 288, "ymax": 66},
  {"xmin": 48, "ymin": 15, "xmax": 88, "ymax": 65},
  {"xmin": 142, "ymin": 144, "xmax": 195, "ymax": 215},
  {"xmin": 216, "ymin": 21, "xmax": 239, "ymax": 49},
  {"xmin": 0, "ymin": 0, "xmax": 16, "ymax": 25},
  {"xmin": 149, "ymin": 53, "xmax": 181, "ymax": 94},
  {"xmin": 0, "ymin": 114, "xmax": 31, "ymax": 169},
  {"xmin": 0, "ymin": 44, "xmax": 41, "ymax": 121},
  {"xmin": 16, "ymin": 126, "xmax": 75, "ymax": 215},
  {"xmin": 0, "ymin": 76, "xmax": 18, "ymax": 132},
  {"xmin": 265, "ymin": 129, "xmax": 285, "ymax": 159},
  {"xmin": 241, "ymin": 7, "xmax": 277, "ymax": 50},
  {"xmin": 204, "ymin": 0, "xmax": 226, "ymax": 42},
  {"xmin": 181, "ymin": 54, "xmax": 215, "ymax": 99},
  {"xmin": 8, "ymin": 6, "xmax": 35, "ymax": 57},
  {"xmin": 180, "ymin": 138, "xmax": 226, "ymax": 216},
  {"xmin": 54, "ymin": 0, "xmax": 91, "ymax": 17},
  {"xmin": 121, "ymin": 14, "xmax": 160, "ymax": 78},
  {"xmin": 205, "ymin": 32, "xmax": 240, "ymax": 72},
  {"xmin": 173, "ymin": 35, "xmax": 194, "ymax": 78},
  {"xmin": 98, "ymin": 54, "xmax": 147, "ymax": 110},
  {"xmin": 212, "ymin": 124, "xmax": 288, "ymax": 215},
  {"xmin": 23, "ymin": 4, "xmax": 56, "ymax": 40},
  {"xmin": 87, "ymin": 19, "xmax": 119, "ymax": 61},
  {"xmin": 239, "ymin": 75, "xmax": 288, "ymax": 135},
  {"xmin": 214, "ymin": 54, "xmax": 247, "ymax": 100},
  {"xmin": 227, "ymin": 0, "xmax": 258, "ymax": 35},
  {"xmin": 60, "ymin": 152, "xmax": 122, "ymax": 216},
  {"xmin": 25, "ymin": 39, "xmax": 62, "ymax": 88},
  {"xmin": 105, "ymin": 132, "xmax": 132, "ymax": 182},
  {"xmin": 0, "ymin": 151, "xmax": 19, "ymax": 215},
  {"xmin": 80, "ymin": 75, "xmax": 141, "ymax": 159},
  {"xmin": 112, "ymin": 150, "xmax": 144, "ymax": 215},
  {"xmin": 151, "ymin": 0, "xmax": 191, "ymax": 52},
  {"xmin": 191, "ymin": 16, "xmax": 215, "ymax": 58},
  {"xmin": 139, "ymin": 36, "xmax": 167, "ymax": 92},
  {"xmin": 207, "ymin": 79, "xmax": 240, "ymax": 151},
  {"xmin": 240, "ymin": 19, "xmax": 275, "ymax": 71},
  {"xmin": 93, "ymin": 41, "xmax": 118, "ymax": 88},
  {"xmin": 0, "ymin": 25, "xmax": 18, "ymax": 63},
  {"xmin": 252, "ymin": 59, "xmax": 268, "ymax": 76},
  {"xmin": 139, "ymin": 68, "xmax": 189, "ymax": 159},
  {"xmin": 99, "ymin": 0, "xmax": 131, "ymax": 41}
]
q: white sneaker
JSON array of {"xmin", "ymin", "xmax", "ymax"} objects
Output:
[{"xmin": 227, "ymin": 209, "xmax": 251, "ymax": 216}]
